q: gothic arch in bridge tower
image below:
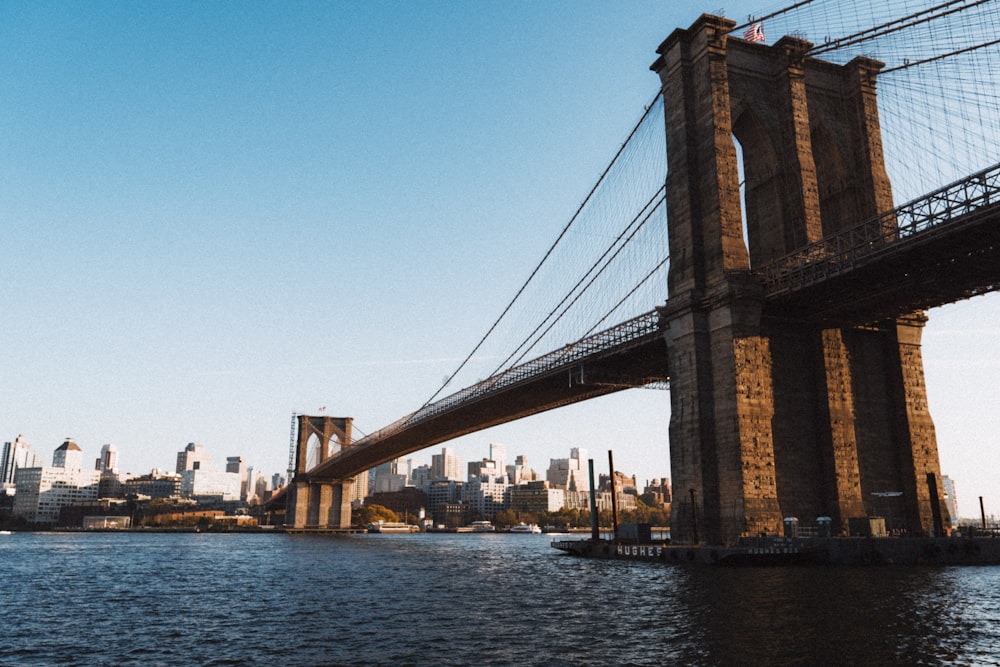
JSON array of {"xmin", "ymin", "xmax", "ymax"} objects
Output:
[
  {"xmin": 652, "ymin": 13, "xmax": 949, "ymax": 545},
  {"xmin": 304, "ymin": 432, "xmax": 321, "ymax": 471},
  {"xmin": 809, "ymin": 124, "xmax": 858, "ymax": 236},
  {"xmin": 730, "ymin": 106, "xmax": 781, "ymax": 265}
]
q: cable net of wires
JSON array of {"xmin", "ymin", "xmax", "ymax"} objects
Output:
[
  {"xmin": 742, "ymin": 0, "xmax": 1000, "ymax": 205},
  {"xmin": 420, "ymin": 93, "xmax": 669, "ymax": 409}
]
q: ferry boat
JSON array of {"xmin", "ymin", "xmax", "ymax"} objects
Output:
[
  {"xmin": 367, "ymin": 521, "xmax": 418, "ymax": 533},
  {"xmin": 509, "ymin": 523, "xmax": 542, "ymax": 534},
  {"xmin": 456, "ymin": 520, "xmax": 496, "ymax": 533}
]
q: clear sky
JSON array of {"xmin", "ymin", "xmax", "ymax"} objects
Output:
[{"xmin": 2, "ymin": 1, "xmax": 997, "ymax": 518}]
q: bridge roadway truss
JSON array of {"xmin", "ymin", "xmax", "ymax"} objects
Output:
[
  {"xmin": 298, "ymin": 310, "xmax": 669, "ymax": 484},
  {"xmin": 760, "ymin": 163, "xmax": 1000, "ymax": 325}
]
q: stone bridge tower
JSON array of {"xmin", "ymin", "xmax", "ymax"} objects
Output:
[
  {"xmin": 651, "ymin": 15, "xmax": 949, "ymax": 544},
  {"xmin": 286, "ymin": 415, "xmax": 355, "ymax": 531}
]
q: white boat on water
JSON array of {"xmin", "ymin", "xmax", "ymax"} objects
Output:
[
  {"xmin": 457, "ymin": 520, "xmax": 496, "ymax": 533},
  {"xmin": 0, "ymin": 530, "xmax": 11, "ymax": 535},
  {"xmin": 367, "ymin": 521, "xmax": 418, "ymax": 533},
  {"xmin": 509, "ymin": 523, "xmax": 542, "ymax": 534}
]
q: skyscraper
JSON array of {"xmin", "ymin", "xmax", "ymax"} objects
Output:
[
  {"xmin": 52, "ymin": 439, "xmax": 84, "ymax": 470},
  {"xmin": 1, "ymin": 435, "xmax": 40, "ymax": 486},
  {"xmin": 95, "ymin": 443, "xmax": 118, "ymax": 472},
  {"xmin": 176, "ymin": 443, "xmax": 211, "ymax": 473},
  {"xmin": 488, "ymin": 443, "xmax": 507, "ymax": 473},
  {"xmin": 226, "ymin": 456, "xmax": 247, "ymax": 499},
  {"xmin": 431, "ymin": 447, "xmax": 463, "ymax": 481}
]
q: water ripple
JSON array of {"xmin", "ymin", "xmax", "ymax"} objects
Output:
[{"xmin": 3, "ymin": 532, "xmax": 1000, "ymax": 665}]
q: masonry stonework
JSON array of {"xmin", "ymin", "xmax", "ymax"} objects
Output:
[
  {"xmin": 652, "ymin": 14, "xmax": 950, "ymax": 544},
  {"xmin": 286, "ymin": 415, "xmax": 356, "ymax": 530}
]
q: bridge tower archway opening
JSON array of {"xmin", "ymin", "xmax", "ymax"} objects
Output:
[
  {"xmin": 304, "ymin": 432, "xmax": 321, "ymax": 472},
  {"xmin": 731, "ymin": 107, "xmax": 782, "ymax": 267}
]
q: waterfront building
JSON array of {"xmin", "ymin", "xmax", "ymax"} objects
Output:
[
  {"xmin": 426, "ymin": 479, "xmax": 463, "ymax": 523},
  {"xmin": 942, "ymin": 475, "xmax": 959, "ymax": 527},
  {"xmin": 616, "ymin": 491, "xmax": 637, "ymax": 512},
  {"xmin": 60, "ymin": 498, "xmax": 131, "ymax": 528},
  {"xmin": 180, "ymin": 468, "xmax": 242, "ymax": 500},
  {"xmin": 368, "ymin": 487, "xmax": 427, "ymax": 519},
  {"xmin": 462, "ymin": 474, "xmax": 508, "ymax": 518},
  {"xmin": 508, "ymin": 481, "xmax": 565, "ymax": 513},
  {"xmin": 434, "ymin": 501, "xmax": 470, "ymax": 529},
  {"xmin": 641, "ymin": 478, "xmax": 672, "ymax": 507},
  {"xmin": 561, "ymin": 489, "xmax": 634, "ymax": 512},
  {"xmin": 1, "ymin": 435, "xmax": 41, "ymax": 487},
  {"xmin": 124, "ymin": 472, "xmax": 182, "ymax": 499},
  {"xmin": 83, "ymin": 515, "xmax": 131, "ymax": 530},
  {"xmin": 600, "ymin": 471, "xmax": 638, "ymax": 495},
  {"xmin": 546, "ymin": 448, "xmax": 590, "ymax": 491},
  {"xmin": 12, "ymin": 441, "xmax": 101, "ymax": 525},
  {"xmin": 98, "ymin": 470, "xmax": 126, "ymax": 499}
]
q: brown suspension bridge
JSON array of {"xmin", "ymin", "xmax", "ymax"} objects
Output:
[{"xmin": 272, "ymin": 3, "xmax": 1000, "ymax": 543}]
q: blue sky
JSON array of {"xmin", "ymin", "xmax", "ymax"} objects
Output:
[{"xmin": 2, "ymin": 1, "xmax": 998, "ymax": 518}]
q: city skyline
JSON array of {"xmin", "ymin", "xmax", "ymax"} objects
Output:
[
  {"xmin": 2, "ymin": 2, "xmax": 997, "ymax": 518},
  {"xmin": 2, "ymin": 433, "xmax": 666, "ymax": 491}
]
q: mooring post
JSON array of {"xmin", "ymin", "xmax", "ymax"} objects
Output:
[
  {"xmin": 608, "ymin": 450, "xmax": 620, "ymax": 540},
  {"xmin": 689, "ymin": 488, "xmax": 699, "ymax": 545},
  {"xmin": 588, "ymin": 459, "xmax": 599, "ymax": 541}
]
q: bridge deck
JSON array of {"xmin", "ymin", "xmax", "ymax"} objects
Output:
[
  {"xmin": 760, "ymin": 165, "xmax": 1000, "ymax": 325},
  {"xmin": 301, "ymin": 314, "xmax": 668, "ymax": 483}
]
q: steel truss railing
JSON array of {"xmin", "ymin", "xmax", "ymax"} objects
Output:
[
  {"xmin": 759, "ymin": 163, "xmax": 1000, "ymax": 295},
  {"xmin": 348, "ymin": 310, "xmax": 663, "ymax": 451}
]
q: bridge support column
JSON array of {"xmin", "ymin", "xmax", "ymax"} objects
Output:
[
  {"xmin": 315, "ymin": 481, "xmax": 353, "ymax": 530},
  {"xmin": 287, "ymin": 480, "xmax": 311, "ymax": 530},
  {"xmin": 285, "ymin": 415, "xmax": 357, "ymax": 531},
  {"xmin": 652, "ymin": 15, "xmax": 950, "ymax": 543}
]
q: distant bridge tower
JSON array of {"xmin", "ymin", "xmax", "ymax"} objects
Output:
[
  {"xmin": 651, "ymin": 15, "xmax": 949, "ymax": 544},
  {"xmin": 286, "ymin": 415, "xmax": 355, "ymax": 531}
]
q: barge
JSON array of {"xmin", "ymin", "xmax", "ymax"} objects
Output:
[{"xmin": 551, "ymin": 533, "xmax": 1000, "ymax": 566}]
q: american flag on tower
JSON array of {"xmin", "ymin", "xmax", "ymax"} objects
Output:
[{"xmin": 744, "ymin": 23, "xmax": 765, "ymax": 43}]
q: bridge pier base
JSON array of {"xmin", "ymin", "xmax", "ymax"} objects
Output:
[{"xmin": 286, "ymin": 479, "xmax": 354, "ymax": 531}]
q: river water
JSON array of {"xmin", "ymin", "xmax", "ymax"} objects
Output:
[{"xmin": 2, "ymin": 531, "xmax": 999, "ymax": 666}]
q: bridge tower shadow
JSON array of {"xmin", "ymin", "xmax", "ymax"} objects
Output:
[
  {"xmin": 652, "ymin": 14, "xmax": 950, "ymax": 544},
  {"xmin": 286, "ymin": 415, "xmax": 356, "ymax": 531}
]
